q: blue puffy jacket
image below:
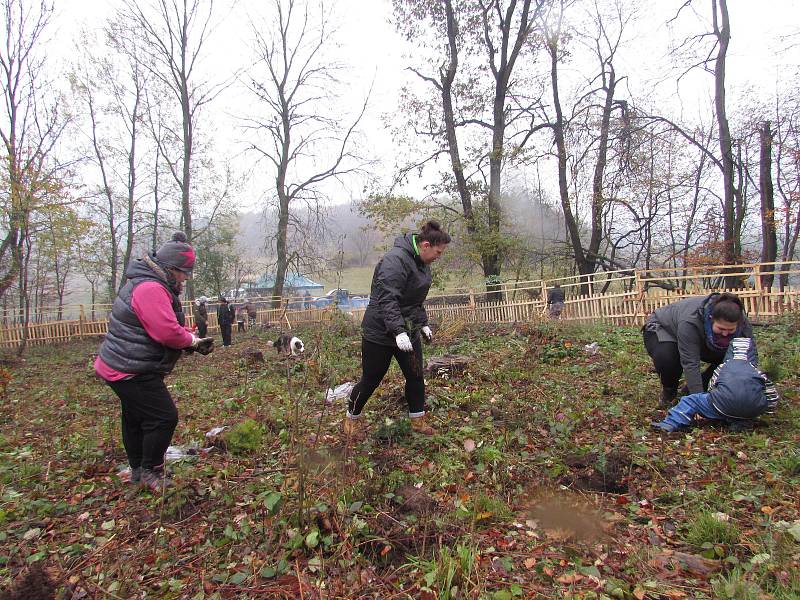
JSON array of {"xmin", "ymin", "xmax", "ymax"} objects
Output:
[{"xmin": 708, "ymin": 338, "xmax": 778, "ymax": 419}]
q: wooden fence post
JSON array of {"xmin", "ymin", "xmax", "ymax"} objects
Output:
[
  {"xmin": 752, "ymin": 264, "xmax": 762, "ymax": 316},
  {"xmin": 540, "ymin": 280, "xmax": 548, "ymax": 318},
  {"xmin": 79, "ymin": 305, "xmax": 86, "ymax": 340},
  {"xmin": 632, "ymin": 271, "xmax": 645, "ymax": 325}
]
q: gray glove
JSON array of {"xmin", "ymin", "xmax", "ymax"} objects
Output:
[
  {"xmin": 395, "ymin": 332, "xmax": 413, "ymax": 352},
  {"xmin": 187, "ymin": 336, "xmax": 214, "ymax": 355}
]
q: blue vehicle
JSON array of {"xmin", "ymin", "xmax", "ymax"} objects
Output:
[
  {"xmin": 287, "ymin": 289, "xmax": 369, "ymax": 311},
  {"xmin": 322, "ymin": 289, "xmax": 369, "ymax": 311}
]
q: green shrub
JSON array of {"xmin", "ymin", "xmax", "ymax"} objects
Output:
[
  {"xmin": 685, "ymin": 512, "xmax": 740, "ymax": 548},
  {"xmin": 374, "ymin": 418, "xmax": 411, "ymax": 443},
  {"xmin": 223, "ymin": 419, "xmax": 266, "ymax": 455}
]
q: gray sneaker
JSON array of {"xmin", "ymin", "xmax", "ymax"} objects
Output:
[{"xmin": 140, "ymin": 468, "xmax": 172, "ymax": 493}]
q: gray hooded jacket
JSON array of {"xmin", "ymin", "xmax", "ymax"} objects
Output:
[
  {"xmin": 99, "ymin": 256, "xmax": 186, "ymax": 375},
  {"xmin": 361, "ymin": 233, "xmax": 431, "ymax": 347}
]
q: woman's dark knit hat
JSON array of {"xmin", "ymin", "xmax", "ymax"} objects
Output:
[{"xmin": 156, "ymin": 232, "xmax": 195, "ymax": 273}]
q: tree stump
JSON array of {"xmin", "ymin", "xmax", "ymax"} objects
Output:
[
  {"xmin": 424, "ymin": 354, "xmax": 473, "ymax": 379},
  {"xmin": 245, "ymin": 349, "xmax": 264, "ymax": 365}
]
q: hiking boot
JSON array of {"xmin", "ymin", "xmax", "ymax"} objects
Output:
[
  {"xmin": 727, "ymin": 419, "xmax": 755, "ymax": 433},
  {"xmin": 410, "ymin": 414, "xmax": 436, "ymax": 436},
  {"xmin": 658, "ymin": 387, "xmax": 677, "ymax": 409},
  {"xmin": 129, "ymin": 466, "xmax": 142, "ymax": 484},
  {"xmin": 650, "ymin": 421, "xmax": 677, "ymax": 433},
  {"xmin": 140, "ymin": 468, "xmax": 172, "ymax": 493},
  {"xmin": 342, "ymin": 416, "xmax": 366, "ymax": 440}
]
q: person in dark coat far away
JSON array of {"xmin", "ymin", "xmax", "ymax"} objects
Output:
[
  {"xmin": 343, "ymin": 220, "xmax": 451, "ymax": 439},
  {"xmin": 95, "ymin": 232, "xmax": 214, "ymax": 493},
  {"xmin": 547, "ymin": 283, "xmax": 565, "ymax": 318},
  {"xmin": 193, "ymin": 296, "xmax": 208, "ymax": 338},
  {"xmin": 217, "ymin": 296, "xmax": 235, "ymax": 347},
  {"xmin": 642, "ymin": 292, "xmax": 755, "ymax": 409}
]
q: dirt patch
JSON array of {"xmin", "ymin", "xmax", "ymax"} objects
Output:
[
  {"xmin": 0, "ymin": 563, "xmax": 58, "ymax": 600},
  {"xmin": 561, "ymin": 451, "xmax": 629, "ymax": 494},
  {"xmin": 394, "ymin": 484, "xmax": 437, "ymax": 514}
]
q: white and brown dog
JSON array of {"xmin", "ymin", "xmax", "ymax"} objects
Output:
[{"xmin": 267, "ymin": 334, "xmax": 305, "ymax": 356}]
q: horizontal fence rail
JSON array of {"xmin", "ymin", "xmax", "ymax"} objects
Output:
[{"xmin": 1, "ymin": 261, "xmax": 799, "ymax": 348}]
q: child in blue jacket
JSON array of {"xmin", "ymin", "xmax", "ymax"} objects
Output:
[{"xmin": 652, "ymin": 338, "xmax": 778, "ymax": 433}]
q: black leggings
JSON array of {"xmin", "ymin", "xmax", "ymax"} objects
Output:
[
  {"xmin": 348, "ymin": 337, "xmax": 425, "ymax": 417},
  {"xmin": 220, "ymin": 323, "xmax": 232, "ymax": 346},
  {"xmin": 642, "ymin": 330, "xmax": 716, "ymax": 391},
  {"xmin": 107, "ymin": 373, "xmax": 178, "ymax": 471}
]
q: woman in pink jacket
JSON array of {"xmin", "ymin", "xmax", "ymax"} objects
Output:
[{"xmin": 95, "ymin": 233, "xmax": 213, "ymax": 492}]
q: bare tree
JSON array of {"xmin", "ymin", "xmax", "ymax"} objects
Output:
[
  {"xmin": 72, "ymin": 21, "xmax": 149, "ymax": 298},
  {"xmin": 122, "ymin": 0, "xmax": 225, "ymax": 297},
  {"xmin": 391, "ymin": 0, "xmax": 547, "ymax": 296},
  {"xmin": 243, "ymin": 0, "xmax": 367, "ymax": 306},
  {"xmin": 0, "ymin": 0, "xmax": 62, "ymax": 298},
  {"xmin": 774, "ymin": 86, "xmax": 800, "ymax": 289}
]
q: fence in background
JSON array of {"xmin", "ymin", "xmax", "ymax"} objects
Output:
[{"xmin": 1, "ymin": 261, "xmax": 798, "ymax": 348}]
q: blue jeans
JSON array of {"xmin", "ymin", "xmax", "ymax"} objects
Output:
[{"xmin": 660, "ymin": 392, "xmax": 726, "ymax": 429}]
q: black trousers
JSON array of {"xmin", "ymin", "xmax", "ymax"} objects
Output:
[
  {"xmin": 348, "ymin": 337, "xmax": 425, "ymax": 416},
  {"xmin": 197, "ymin": 322, "xmax": 208, "ymax": 338},
  {"xmin": 107, "ymin": 373, "xmax": 178, "ymax": 471},
  {"xmin": 642, "ymin": 330, "xmax": 716, "ymax": 391},
  {"xmin": 220, "ymin": 323, "xmax": 232, "ymax": 346}
]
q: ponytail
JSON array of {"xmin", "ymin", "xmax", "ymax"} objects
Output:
[{"xmin": 418, "ymin": 220, "xmax": 451, "ymax": 246}]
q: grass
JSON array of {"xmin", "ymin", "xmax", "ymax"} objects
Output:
[
  {"xmin": 685, "ymin": 512, "xmax": 741, "ymax": 548},
  {"xmin": 0, "ymin": 317, "xmax": 797, "ymax": 598}
]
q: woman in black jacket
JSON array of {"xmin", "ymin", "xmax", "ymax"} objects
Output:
[
  {"xmin": 643, "ymin": 292, "xmax": 755, "ymax": 408},
  {"xmin": 343, "ymin": 220, "xmax": 451, "ymax": 438}
]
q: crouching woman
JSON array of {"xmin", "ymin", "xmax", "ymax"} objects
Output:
[
  {"xmin": 642, "ymin": 292, "xmax": 755, "ymax": 408},
  {"xmin": 343, "ymin": 220, "xmax": 451, "ymax": 438}
]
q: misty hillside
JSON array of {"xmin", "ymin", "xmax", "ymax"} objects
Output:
[{"xmin": 235, "ymin": 194, "xmax": 565, "ymax": 278}]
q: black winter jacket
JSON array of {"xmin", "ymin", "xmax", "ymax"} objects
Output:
[
  {"xmin": 217, "ymin": 304, "xmax": 235, "ymax": 326},
  {"xmin": 99, "ymin": 256, "xmax": 186, "ymax": 375},
  {"xmin": 648, "ymin": 293, "xmax": 754, "ymax": 393},
  {"xmin": 361, "ymin": 234, "xmax": 431, "ymax": 347}
]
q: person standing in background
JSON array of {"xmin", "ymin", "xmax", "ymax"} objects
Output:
[
  {"xmin": 193, "ymin": 296, "xmax": 208, "ymax": 338},
  {"xmin": 217, "ymin": 296, "xmax": 235, "ymax": 347}
]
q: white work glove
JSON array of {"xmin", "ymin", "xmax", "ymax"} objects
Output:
[
  {"xmin": 421, "ymin": 325, "xmax": 433, "ymax": 343},
  {"xmin": 395, "ymin": 332, "xmax": 413, "ymax": 352}
]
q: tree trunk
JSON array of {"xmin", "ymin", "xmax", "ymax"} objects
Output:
[
  {"xmin": 586, "ymin": 67, "xmax": 617, "ymax": 272},
  {"xmin": 759, "ymin": 121, "xmax": 777, "ymax": 288},
  {"xmin": 548, "ymin": 37, "xmax": 591, "ymax": 293},
  {"xmin": 712, "ymin": 0, "xmax": 738, "ymax": 277},
  {"xmin": 181, "ymin": 75, "xmax": 194, "ymax": 299},
  {"xmin": 441, "ymin": 0, "xmax": 474, "ymax": 231}
]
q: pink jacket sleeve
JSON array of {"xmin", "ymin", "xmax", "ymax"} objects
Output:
[{"xmin": 130, "ymin": 281, "xmax": 194, "ymax": 349}]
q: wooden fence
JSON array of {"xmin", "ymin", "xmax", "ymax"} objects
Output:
[{"xmin": 1, "ymin": 261, "xmax": 799, "ymax": 348}]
